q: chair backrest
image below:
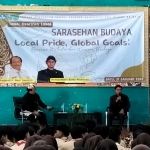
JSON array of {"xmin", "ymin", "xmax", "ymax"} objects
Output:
[
  {"xmin": 13, "ymin": 97, "xmax": 23, "ymax": 108},
  {"xmin": 13, "ymin": 97, "xmax": 23, "ymax": 119}
]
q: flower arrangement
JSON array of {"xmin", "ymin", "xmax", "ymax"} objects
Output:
[{"xmin": 70, "ymin": 103, "xmax": 83, "ymax": 113}]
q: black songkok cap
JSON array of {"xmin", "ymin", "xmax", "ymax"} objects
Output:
[{"xmin": 46, "ymin": 56, "xmax": 56, "ymax": 62}]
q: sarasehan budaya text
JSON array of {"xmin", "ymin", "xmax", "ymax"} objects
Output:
[{"xmin": 51, "ymin": 28, "xmax": 132, "ymax": 36}]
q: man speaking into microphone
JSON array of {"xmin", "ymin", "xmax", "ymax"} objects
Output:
[{"xmin": 107, "ymin": 85, "xmax": 130, "ymax": 128}]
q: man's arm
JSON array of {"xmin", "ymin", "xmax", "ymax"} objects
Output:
[
  {"xmin": 37, "ymin": 94, "xmax": 54, "ymax": 111},
  {"xmin": 37, "ymin": 71, "xmax": 49, "ymax": 83},
  {"xmin": 37, "ymin": 71, "xmax": 46, "ymax": 82},
  {"xmin": 59, "ymin": 71, "xmax": 64, "ymax": 78},
  {"xmin": 37, "ymin": 94, "xmax": 47, "ymax": 109},
  {"xmin": 109, "ymin": 96, "xmax": 117, "ymax": 111},
  {"xmin": 123, "ymin": 95, "xmax": 130, "ymax": 112}
]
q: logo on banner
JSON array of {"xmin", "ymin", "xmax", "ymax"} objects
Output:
[{"xmin": 0, "ymin": 14, "xmax": 19, "ymax": 20}]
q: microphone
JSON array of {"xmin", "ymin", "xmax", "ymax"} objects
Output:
[
  {"xmin": 117, "ymin": 93, "xmax": 120, "ymax": 97},
  {"xmin": 117, "ymin": 93, "xmax": 121, "ymax": 102},
  {"xmin": 118, "ymin": 93, "xmax": 122, "ymax": 102}
]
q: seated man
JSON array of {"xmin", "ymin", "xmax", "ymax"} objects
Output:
[
  {"xmin": 107, "ymin": 85, "xmax": 130, "ymax": 128},
  {"xmin": 22, "ymin": 84, "xmax": 54, "ymax": 127}
]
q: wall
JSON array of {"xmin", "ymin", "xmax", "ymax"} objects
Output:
[
  {"xmin": 0, "ymin": 0, "xmax": 150, "ymax": 6},
  {"xmin": 0, "ymin": 87, "xmax": 149, "ymax": 125}
]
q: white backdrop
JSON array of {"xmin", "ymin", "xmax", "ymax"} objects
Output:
[{"xmin": 2, "ymin": 11, "xmax": 144, "ymax": 82}]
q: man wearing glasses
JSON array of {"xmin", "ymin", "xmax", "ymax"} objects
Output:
[{"xmin": 107, "ymin": 85, "xmax": 130, "ymax": 128}]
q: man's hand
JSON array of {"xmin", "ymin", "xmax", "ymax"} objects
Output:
[
  {"xmin": 33, "ymin": 111, "xmax": 40, "ymax": 116},
  {"xmin": 47, "ymin": 106, "xmax": 54, "ymax": 111},
  {"xmin": 116, "ymin": 96, "xmax": 121, "ymax": 102},
  {"xmin": 119, "ymin": 109, "xmax": 124, "ymax": 114}
]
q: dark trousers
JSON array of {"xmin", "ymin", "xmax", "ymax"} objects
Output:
[
  {"xmin": 107, "ymin": 112, "xmax": 125, "ymax": 128},
  {"xmin": 28, "ymin": 112, "xmax": 47, "ymax": 126}
]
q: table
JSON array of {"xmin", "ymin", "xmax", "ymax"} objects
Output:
[{"xmin": 53, "ymin": 112, "xmax": 102, "ymax": 128}]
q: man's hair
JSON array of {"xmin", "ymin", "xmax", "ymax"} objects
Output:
[
  {"xmin": 28, "ymin": 127, "xmax": 35, "ymax": 136},
  {"xmin": 56, "ymin": 124, "xmax": 69, "ymax": 137},
  {"xmin": 109, "ymin": 127, "xmax": 121, "ymax": 142},
  {"xmin": 144, "ymin": 125, "xmax": 150, "ymax": 135},
  {"xmin": 4, "ymin": 126, "xmax": 15, "ymax": 142},
  {"xmin": 24, "ymin": 122, "xmax": 39, "ymax": 133},
  {"xmin": 10, "ymin": 56, "xmax": 22, "ymax": 64},
  {"xmin": 75, "ymin": 122, "xmax": 85, "ymax": 126},
  {"xmin": 74, "ymin": 148, "xmax": 86, "ymax": 150},
  {"xmin": 0, "ymin": 127, "xmax": 7, "ymax": 138},
  {"xmin": 46, "ymin": 56, "xmax": 56, "ymax": 62},
  {"xmin": 93, "ymin": 125, "xmax": 109, "ymax": 139},
  {"xmin": 115, "ymin": 85, "xmax": 122, "ymax": 90},
  {"xmin": 70, "ymin": 125, "xmax": 87, "ymax": 139},
  {"xmin": 133, "ymin": 124, "xmax": 145, "ymax": 132},
  {"xmin": 133, "ymin": 129, "xmax": 145, "ymax": 139},
  {"xmin": 84, "ymin": 119, "xmax": 96, "ymax": 133},
  {"xmin": 13, "ymin": 124, "xmax": 29, "ymax": 141},
  {"xmin": 132, "ymin": 124, "xmax": 149, "ymax": 139},
  {"xmin": 0, "ymin": 127, "xmax": 7, "ymax": 145},
  {"xmin": 40, "ymin": 126, "xmax": 54, "ymax": 136}
]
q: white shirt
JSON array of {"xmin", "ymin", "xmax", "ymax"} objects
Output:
[
  {"xmin": 59, "ymin": 139, "xmax": 81, "ymax": 150},
  {"xmin": 116, "ymin": 143, "xmax": 130, "ymax": 150},
  {"xmin": 3, "ymin": 68, "xmax": 30, "ymax": 78},
  {"xmin": 11, "ymin": 140, "xmax": 26, "ymax": 150},
  {"xmin": 56, "ymin": 138, "xmax": 65, "ymax": 148},
  {"xmin": 56, "ymin": 137, "xmax": 69, "ymax": 148},
  {"xmin": 59, "ymin": 140, "xmax": 75, "ymax": 150}
]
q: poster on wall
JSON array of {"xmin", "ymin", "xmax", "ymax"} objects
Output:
[{"xmin": 0, "ymin": 7, "xmax": 148, "ymax": 87}]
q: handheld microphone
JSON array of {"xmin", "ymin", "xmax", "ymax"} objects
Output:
[
  {"xmin": 118, "ymin": 93, "xmax": 122, "ymax": 102},
  {"xmin": 117, "ymin": 93, "xmax": 120, "ymax": 97}
]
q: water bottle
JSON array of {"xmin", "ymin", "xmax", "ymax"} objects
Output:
[{"xmin": 61, "ymin": 103, "xmax": 65, "ymax": 112}]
